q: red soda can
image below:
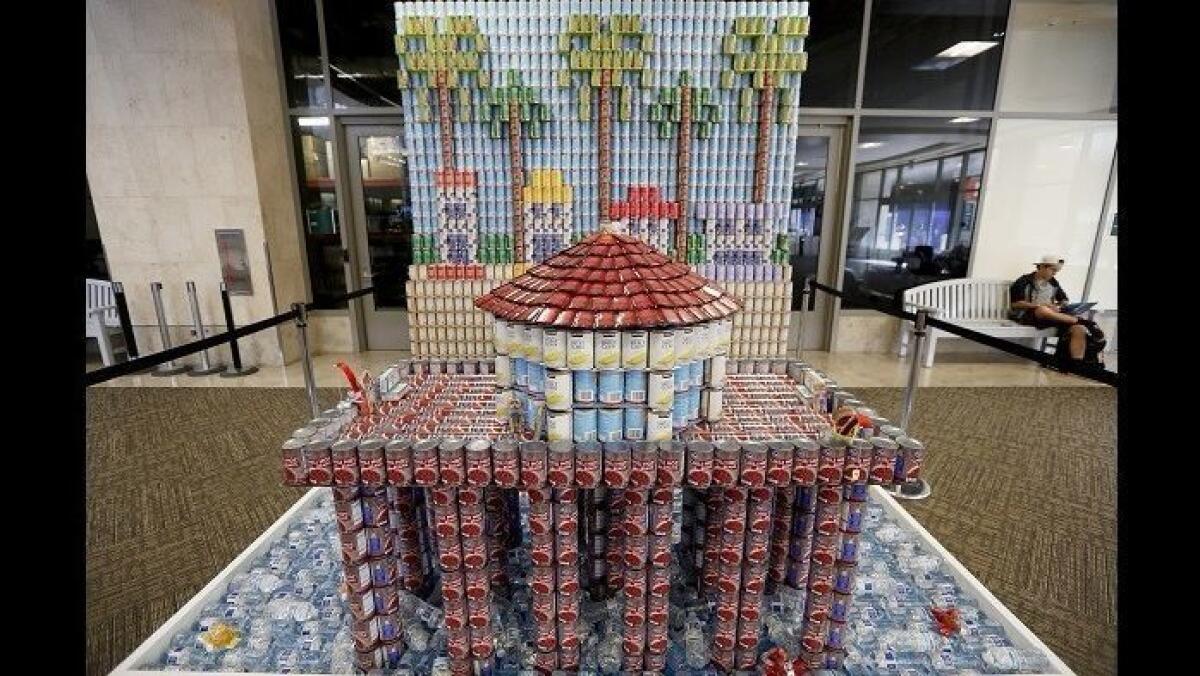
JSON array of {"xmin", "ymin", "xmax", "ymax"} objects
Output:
[
  {"xmin": 767, "ymin": 441, "xmax": 795, "ymax": 486},
  {"xmin": 716, "ymin": 595, "xmax": 738, "ymax": 622},
  {"xmin": 843, "ymin": 438, "xmax": 871, "ymax": 484},
  {"xmin": 446, "ymin": 626, "xmax": 470, "ymax": 660},
  {"xmin": 411, "ymin": 440, "xmax": 439, "ymax": 486},
  {"xmin": 713, "ymin": 618, "xmax": 737, "ymax": 651},
  {"xmin": 303, "ymin": 440, "xmax": 333, "ymax": 486},
  {"xmin": 369, "ymin": 556, "xmax": 398, "ymax": 587},
  {"xmin": 720, "ymin": 529, "xmax": 744, "ymax": 566},
  {"xmin": 458, "ymin": 506, "xmax": 484, "ymax": 539},
  {"xmin": 898, "ymin": 436, "xmax": 926, "ymax": 483},
  {"xmin": 358, "ymin": 438, "xmax": 387, "ymax": 487},
  {"xmin": 622, "ymin": 617, "xmax": 646, "ymax": 655},
  {"xmin": 530, "ymin": 532, "xmax": 554, "ymax": 567},
  {"xmin": 817, "ymin": 437, "xmax": 846, "ymax": 485},
  {"xmin": 646, "ymin": 621, "xmax": 669, "ymax": 654},
  {"xmin": 557, "ymin": 562, "xmax": 581, "ymax": 594},
  {"xmin": 745, "ymin": 531, "xmax": 770, "ymax": 565},
  {"xmin": 812, "ymin": 532, "xmax": 840, "ymax": 566},
  {"xmin": 656, "ymin": 441, "xmax": 684, "ymax": 487},
  {"xmin": 344, "ymin": 560, "xmax": 371, "ymax": 594},
  {"xmin": 464, "ymin": 567, "xmax": 490, "ymax": 600},
  {"xmin": 622, "ymin": 653, "xmax": 644, "ymax": 671},
  {"xmin": 805, "ymin": 588, "xmax": 834, "ymax": 623},
  {"xmin": 808, "ymin": 560, "xmax": 836, "ymax": 595},
  {"xmin": 629, "ymin": 441, "xmax": 657, "ymax": 489},
  {"xmin": 346, "ymin": 587, "xmax": 376, "ymax": 620},
  {"xmin": 528, "ymin": 501, "xmax": 552, "ymax": 535},
  {"xmin": 722, "ymin": 488, "xmax": 747, "ymax": 534},
  {"xmin": 351, "ymin": 617, "xmax": 379, "ymax": 651},
  {"xmin": 712, "ymin": 441, "xmax": 741, "ymax": 487},
  {"xmin": 559, "ymin": 646, "xmax": 580, "ymax": 669},
  {"xmin": 816, "ymin": 486, "xmax": 842, "ymax": 534},
  {"xmin": 740, "ymin": 442, "xmax": 767, "ymax": 486},
  {"xmin": 557, "ymin": 590, "xmax": 580, "ymax": 623},
  {"xmin": 735, "ymin": 648, "xmax": 758, "ymax": 671},
  {"xmin": 384, "ymin": 439, "xmax": 413, "ymax": 486},
  {"xmin": 748, "ymin": 491, "xmax": 773, "ymax": 534},
  {"xmin": 334, "ymin": 499, "xmax": 364, "ymax": 531},
  {"xmin": 644, "ymin": 652, "xmax": 667, "ymax": 671},
  {"xmin": 281, "ymin": 439, "xmax": 307, "ymax": 486},
  {"xmin": 555, "ymin": 486, "xmax": 577, "ymax": 504},
  {"xmin": 623, "ymin": 534, "xmax": 648, "ymax": 569},
  {"xmin": 574, "ymin": 441, "xmax": 601, "ymax": 488},
  {"xmin": 530, "ymin": 565, "xmax": 555, "ymax": 595},
  {"xmin": 623, "ymin": 568, "xmax": 647, "ymax": 599},
  {"xmin": 712, "ymin": 648, "xmax": 734, "ymax": 672},
  {"xmin": 737, "ymin": 616, "xmax": 762, "ymax": 650},
  {"xmin": 519, "ymin": 441, "xmax": 548, "ymax": 488},
  {"xmin": 441, "ymin": 569, "xmax": 465, "ymax": 601},
  {"xmin": 648, "ymin": 565, "xmax": 671, "ymax": 597},
  {"xmin": 491, "ymin": 439, "xmax": 519, "ymax": 487},
  {"xmin": 603, "ymin": 441, "xmax": 631, "ymax": 487},
  {"xmin": 533, "ymin": 651, "xmax": 558, "ymax": 672},
  {"xmin": 624, "ymin": 504, "xmax": 648, "ymax": 537},
  {"xmin": 649, "ymin": 503, "xmax": 673, "ymax": 536},
  {"xmin": 801, "ymin": 617, "xmax": 827, "ymax": 653},
  {"xmin": 743, "ymin": 561, "xmax": 768, "ymax": 594},
  {"xmin": 547, "ymin": 440, "xmax": 574, "ymax": 487},
  {"xmin": 793, "ymin": 438, "xmax": 819, "ymax": 486},
  {"xmin": 686, "ymin": 440, "xmax": 714, "ymax": 488},
  {"xmin": 340, "ymin": 529, "xmax": 368, "ymax": 565},
  {"xmin": 646, "ymin": 592, "xmax": 669, "ymax": 626},
  {"xmin": 555, "ymin": 501, "xmax": 579, "ymax": 535},
  {"xmin": 458, "ymin": 486, "xmax": 483, "ymax": 507},
  {"xmin": 442, "ymin": 595, "xmax": 467, "ymax": 630},
  {"xmin": 649, "ymin": 534, "xmax": 672, "ymax": 568},
  {"xmin": 651, "ymin": 486, "xmax": 674, "ymax": 506},
  {"xmin": 869, "ymin": 437, "xmax": 898, "ymax": 485},
  {"xmin": 467, "ymin": 594, "xmax": 491, "ymax": 628},
  {"xmin": 534, "ymin": 620, "xmax": 558, "ymax": 652},
  {"xmin": 438, "ymin": 439, "xmax": 466, "ymax": 485},
  {"xmin": 373, "ymin": 582, "xmax": 400, "ymax": 615},
  {"xmin": 432, "ymin": 503, "xmax": 459, "ymax": 538},
  {"xmin": 531, "ymin": 591, "xmax": 556, "ymax": 624},
  {"xmin": 462, "ymin": 536, "xmax": 487, "ymax": 570},
  {"xmin": 465, "ymin": 438, "xmax": 492, "ymax": 486},
  {"xmin": 717, "ymin": 564, "xmax": 742, "ymax": 594},
  {"xmin": 470, "ymin": 628, "xmax": 494, "ymax": 659},
  {"xmin": 556, "ymin": 530, "xmax": 579, "ymax": 565},
  {"xmin": 623, "ymin": 488, "xmax": 647, "ymax": 507},
  {"xmin": 437, "ymin": 535, "xmax": 462, "ymax": 571}
]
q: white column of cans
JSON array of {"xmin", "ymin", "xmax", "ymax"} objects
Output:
[
  {"xmin": 405, "ymin": 266, "xmax": 514, "ymax": 359},
  {"xmin": 491, "ymin": 317, "xmax": 736, "ymax": 439},
  {"xmin": 720, "ymin": 276, "xmax": 792, "ymax": 359}
]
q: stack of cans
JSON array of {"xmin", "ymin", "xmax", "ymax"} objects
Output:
[{"xmin": 435, "ymin": 170, "xmax": 480, "ymax": 265}]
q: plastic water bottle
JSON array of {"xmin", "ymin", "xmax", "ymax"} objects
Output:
[{"xmin": 982, "ymin": 646, "xmax": 1050, "ymax": 672}]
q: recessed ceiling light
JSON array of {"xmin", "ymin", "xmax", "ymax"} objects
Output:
[
  {"xmin": 298, "ymin": 117, "xmax": 330, "ymax": 127},
  {"xmin": 949, "ymin": 117, "xmax": 980, "ymax": 124},
  {"xmin": 796, "ymin": 161, "xmax": 809, "ymax": 167},
  {"xmin": 859, "ymin": 142, "xmax": 884, "ymax": 149},
  {"xmin": 936, "ymin": 41, "xmax": 999, "ymax": 59}
]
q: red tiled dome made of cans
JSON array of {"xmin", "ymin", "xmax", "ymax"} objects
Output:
[{"xmin": 474, "ymin": 231, "xmax": 741, "ymax": 330}]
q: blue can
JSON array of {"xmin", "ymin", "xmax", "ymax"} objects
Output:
[
  {"xmin": 842, "ymin": 501, "xmax": 866, "ymax": 533},
  {"xmin": 686, "ymin": 387, "xmax": 700, "ymax": 421},
  {"xmin": 795, "ymin": 486, "xmax": 817, "ymax": 513},
  {"xmin": 598, "ymin": 407, "xmax": 623, "ymax": 442},
  {"xmin": 573, "ymin": 407, "xmax": 598, "ymax": 442},
  {"xmin": 840, "ymin": 534, "xmax": 860, "ymax": 563},
  {"xmin": 597, "ymin": 370, "xmax": 624, "ymax": 405},
  {"xmin": 513, "ymin": 357, "xmax": 529, "ymax": 388},
  {"xmin": 672, "ymin": 392, "xmax": 689, "ymax": 428},
  {"xmin": 514, "ymin": 390, "xmax": 530, "ymax": 421},
  {"xmin": 673, "ymin": 363, "xmax": 691, "ymax": 392},
  {"xmin": 827, "ymin": 616, "xmax": 848, "ymax": 647},
  {"xmin": 834, "ymin": 566, "xmax": 856, "ymax": 595},
  {"xmin": 690, "ymin": 360, "xmax": 705, "ymax": 388},
  {"xmin": 573, "ymin": 370, "xmax": 597, "ymax": 404},
  {"xmin": 624, "ymin": 406, "xmax": 646, "ymax": 440},
  {"xmin": 527, "ymin": 362, "xmax": 545, "ymax": 394},
  {"xmin": 623, "ymin": 370, "xmax": 647, "ymax": 404}
]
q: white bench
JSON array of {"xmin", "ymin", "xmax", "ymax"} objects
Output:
[
  {"xmin": 897, "ymin": 278, "xmax": 1058, "ymax": 368},
  {"xmin": 86, "ymin": 279, "xmax": 128, "ymax": 366}
]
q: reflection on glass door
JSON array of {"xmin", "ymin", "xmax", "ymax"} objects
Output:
[
  {"xmin": 346, "ymin": 126, "xmax": 413, "ymax": 350},
  {"xmin": 788, "ymin": 124, "xmax": 846, "ymax": 351}
]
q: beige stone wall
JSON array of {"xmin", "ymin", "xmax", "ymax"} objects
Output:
[{"xmin": 86, "ymin": 0, "xmax": 306, "ymax": 366}]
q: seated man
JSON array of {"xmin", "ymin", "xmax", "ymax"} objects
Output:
[{"xmin": 1008, "ymin": 255, "xmax": 1098, "ymax": 364}]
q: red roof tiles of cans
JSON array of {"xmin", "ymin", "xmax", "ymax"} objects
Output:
[{"xmin": 475, "ymin": 231, "xmax": 741, "ymax": 329}]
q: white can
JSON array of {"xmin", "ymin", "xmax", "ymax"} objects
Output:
[
  {"xmin": 544, "ymin": 369, "xmax": 572, "ymax": 411},
  {"xmin": 493, "ymin": 318, "xmax": 509, "ymax": 355},
  {"xmin": 647, "ymin": 371, "xmax": 675, "ymax": 413},
  {"xmin": 495, "ymin": 355, "xmax": 513, "ymax": 388},
  {"xmin": 716, "ymin": 319, "xmax": 733, "ymax": 355},
  {"xmin": 703, "ymin": 388, "xmax": 724, "ymax": 422},
  {"xmin": 622, "ymin": 330, "xmax": 649, "ymax": 369},
  {"xmin": 693, "ymin": 322, "xmax": 712, "ymax": 360},
  {"xmin": 496, "ymin": 389, "xmax": 515, "ymax": 420},
  {"xmin": 595, "ymin": 330, "xmax": 622, "ymax": 370},
  {"xmin": 567, "ymin": 330, "xmax": 595, "ymax": 370},
  {"xmin": 523, "ymin": 325, "xmax": 544, "ymax": 362},
  {"xmin": 505, "ymin": 321, "xmax": 522, "ymax": 357},
  {"xmin": 648, "ymin": 329, "xmax": 676, "ymax": 370},
  {"xmin": 542, "ymin": 329, "xmax": 567, "ymax": 369},
  {"xmin": 646, "ymin": 410, "xmax": 673, "ymax": 442},
  {"xmin": 546, "ymin": 410, "xmax": 571, "ymax": 442},
  {"xmin": 676, "ymin": 327, "xmax": 695, "ymax": 363},
  {"xmin": 706, "ymin": 355, "xmax": 727, "ymax": 389}
]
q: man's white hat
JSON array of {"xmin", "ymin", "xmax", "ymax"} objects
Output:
[{"xmin": 1035, "ymin": 254, "xmax": 1064, "ymax": 270}]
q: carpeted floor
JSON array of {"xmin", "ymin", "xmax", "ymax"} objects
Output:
[{"xmin": 85, "ymin": 386, "xmax": 1116, "ymax": 676}]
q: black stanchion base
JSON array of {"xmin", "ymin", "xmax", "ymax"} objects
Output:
[
  {"xmin": 188, "ymin": 363, "xmax": 226, "ymax": 376},
  {"xmin": 220, "ymin": 365, "xmax": 259, "ymax": 378},
  {"xmin": 151, "ymin": 364, "xmax": 190, "ymax": 377},
  {"xmin": 888, "ymin": 479, "xmax": 932, "ymax": 501}
]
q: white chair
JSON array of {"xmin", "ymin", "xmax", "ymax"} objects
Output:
[
  {"xmin": 897, "ymin": 278, "xmax": 1059, "ymax": 368},
  {"xmin": 86, "ymin": 279, "xmax": 128, "ymax": 366}
]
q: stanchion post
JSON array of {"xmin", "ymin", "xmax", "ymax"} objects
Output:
[
  {"xmin": 893, "ymin": 308, "xmax": 932, "ymax": 500},
  {"xmin": 149, "ymin": 282, "xmax": 190, "ymax": 376},
  {"xmin": 795, "ymin": 278, "xmax": 809, "ymax": 362},
  {"xmin": 219, "ymin": 282, "xmax": 259, "ymax": 378},
  {"xmin": 293, "ymin": 302, "xmax": 320, "ymax": 418},
  {"xmin": 111, "ymin": 282, "xmax": 139, "ymax": 359},
  {"xmin": 185, "ymin": 281, "xmax": 226, "ymax": 376}
]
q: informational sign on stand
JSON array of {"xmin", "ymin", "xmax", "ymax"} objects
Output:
[{"xmin": 215, "ymin": 229, "xmax": 253, "ymax": 296}]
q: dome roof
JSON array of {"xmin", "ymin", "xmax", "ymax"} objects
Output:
[{"xmin": 474, "ymin": 231, "xmax": 741, "ymax": 330}]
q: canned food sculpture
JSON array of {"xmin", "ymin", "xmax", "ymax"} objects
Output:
[{"xmin": 477, "ymin": 230, "xmax": 738, "ymax": 443}]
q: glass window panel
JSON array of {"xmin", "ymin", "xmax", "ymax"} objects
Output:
[
  {"xmin": 1000, "ymin": 0, "xmax": 1117, "ymax": 113},
  {"xmin": 966, "ymin": 149, "xmax": 986, "ymax": 176},
  {"xmin": 276, "ymin": 0, "xmax": 328, "ymax": 108},
  {"xmin": 789, "ymin": 135, "xmax": 831, "ymax": 309},
  {"xmin": 323, "ymin": 1, "xmax": 404, "ymax": 108},
  {"xmin": 355, "ymin": 135, "xmax": 413, "ymax": 307},
  {"xmin": 291, "ymin": 117, "xmax": 346, "ymax": 309},
  {"xmin": 843, "ymin": 116, "xmax": 990, "ymax": 307},
  {"xmin": 863, "ymin": 0, "xmax": 1010, "ymax": 110},
  {"xmin": 798, "ymin": 1, "xmax": 866, "ymax": 108},
  {"xmin": 859, "ymin": 170, "xmax": 882, "ymax": 199}
]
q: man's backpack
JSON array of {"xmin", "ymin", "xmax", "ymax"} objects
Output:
[{"xmin": 1055, "ymin": 324, "xmax": 1107, "ymax": 367}]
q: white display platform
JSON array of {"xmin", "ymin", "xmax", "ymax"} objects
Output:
[{"xmin": 110, "ymin": 486, "xmax": 1074, "ymax": 676}]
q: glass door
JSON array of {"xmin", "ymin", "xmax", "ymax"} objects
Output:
[
  {"xmin": 344, "ymin": 125, "xmax": 413, "ymax": 350},
  {"xmin": 789, "ymin": 122, "xmax": 848, "ymax": 352}
]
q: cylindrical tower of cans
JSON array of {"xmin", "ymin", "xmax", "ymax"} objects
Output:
[{"xmin": 476, "ymin": 230, "xmax": 742, "ymax": 442}]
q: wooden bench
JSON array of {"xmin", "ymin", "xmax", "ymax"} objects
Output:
[
  {"xmin": 897, "ymin": 278, "xmax": 1058, "ymax": 368},
  {"xmin": 86, "ymin": 279, "xmax": 128, "ymax": 366}
]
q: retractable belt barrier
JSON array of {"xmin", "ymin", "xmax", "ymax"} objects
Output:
[
  {"xmin": 807, "ymin": 279, "xmax": 1119, "ymax": 388},
  {"xmin": 84, "ymin": 285, "xmax": 379, "ymax": 387}
]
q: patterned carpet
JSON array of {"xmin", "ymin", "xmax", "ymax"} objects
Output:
[{"xmin": 85, "ymin": 386, "xmax": 1116, "ymax": 676}]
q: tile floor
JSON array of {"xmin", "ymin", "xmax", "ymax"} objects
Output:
[{"xmin": 88, "ymin": 349, "xmax": 1116, "ymax": 389}]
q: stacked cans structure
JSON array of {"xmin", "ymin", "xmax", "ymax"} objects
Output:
[
  {"xmin": 406, "ymin": 266, "xmax": 514, "ymax": 359},
  {"xmin": 479, "ymin": 231, "xmax": 740, "ymax": 442},
  {"xmin": 394, "ymin": 1, "xmax": 811, "ymax": 363}
]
